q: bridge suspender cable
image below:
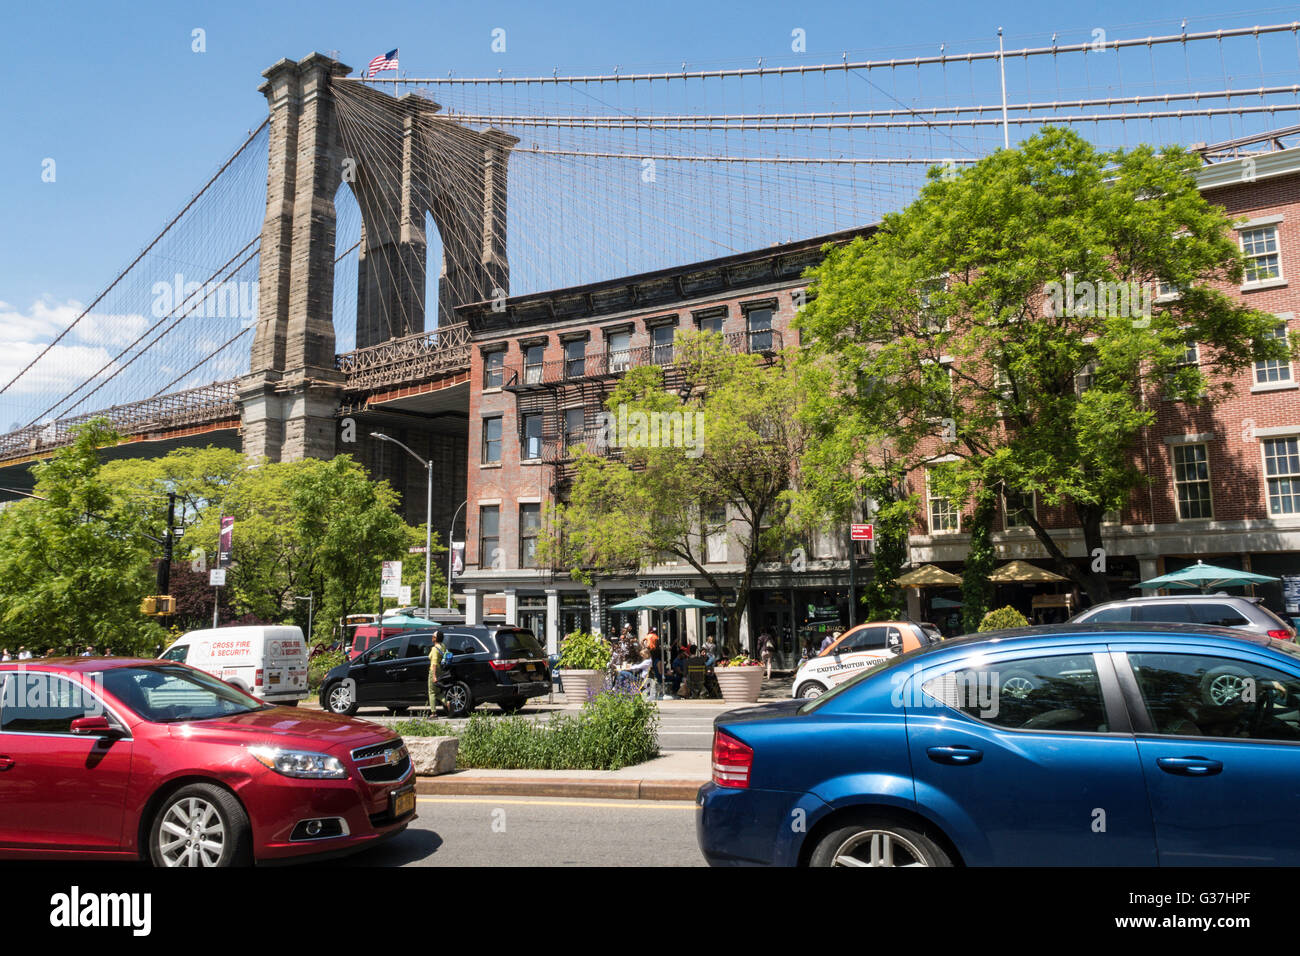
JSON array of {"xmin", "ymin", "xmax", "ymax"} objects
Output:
[{"xmin": 0, "ymin": 118, "xmax": 269, "ymax": 400}]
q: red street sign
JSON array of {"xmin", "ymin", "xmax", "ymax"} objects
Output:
[{"xmin": 850, "ymin": 523, "xmax": 874, "ymax": 541}]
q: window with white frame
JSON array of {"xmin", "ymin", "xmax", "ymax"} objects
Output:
[
  {"xmin": 1172, "ymin": 443, "xmax": 1213, "ymax": 519},
  {"xmin": 1002, "ymin": 488, "xmax": 1036, "ymax": 529},
  {"xmin": 1262, "ymin": 436, "xmax": 1300, "ymax": 516},
  {"xmin": 1074, "ymin": 361, "xmax": 1098, "ymax": 396},
  {"xmin": 704, "ymin": 505, "xmax": 728, "ymax": 563},
  {"xmin": 1241, "ymin": 224, "xmax": 1281, "ymax": 284},
  {"xmin": 1255, "ymin": 323, "xmax": 1293, "ymax": 385},
  {"xmin": 927, "ymin": 475, "xmax": 960, "ymax": 533},
  {"xmin": 1178, "ymin": 338, "xmax": 1199, "ymax": 367},
  {"xmin": 607, "ymin": 329, "xmax": 632, "ymax": 373}
]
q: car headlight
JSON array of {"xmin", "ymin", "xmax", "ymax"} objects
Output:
[{"xmin": 248, "ymin": 746, "xmax": 348, "ymax": 779}]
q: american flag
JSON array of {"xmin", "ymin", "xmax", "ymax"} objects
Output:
[{"xmin": 367, "ymin": 48, "xmax": 399, "ymax": 78}]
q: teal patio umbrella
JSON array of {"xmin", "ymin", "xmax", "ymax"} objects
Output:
[
  {"xmin": 608, "ymin": 590, "xmax": 719, "ymax": 676},
  {"xmin": 1137, "ymin": 560, "xmax": 1280, "ymax": 594}
]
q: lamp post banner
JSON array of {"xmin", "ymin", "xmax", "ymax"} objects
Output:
[{"xmin": 218, "ymin": 516, "xmax": 234, "ymax": 567}]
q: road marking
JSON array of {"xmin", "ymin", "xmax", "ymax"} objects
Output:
[{"xmin": 417, "ymin": 796, "xmax": 697, "ymax": 810}]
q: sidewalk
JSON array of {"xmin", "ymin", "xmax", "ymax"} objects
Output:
[{"xmin": 415, "ymin": 750, "xmax": 709, "ymax": 801}]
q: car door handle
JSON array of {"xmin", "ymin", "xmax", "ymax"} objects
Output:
[
  {"xmin": 1156, "ymin": 756, "xmax": 1223, "ymax": 777},
  {"xmin": 927, "ymin": 746, "xmax": 983, "ymax": 766},
  {"xmin": 0, "ymin": 756, "xmax": 13, "ymax": 771}
]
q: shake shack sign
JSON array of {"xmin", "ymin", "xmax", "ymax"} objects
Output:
[{"xmin": 637, "ymin": 578, "xmax": 693, "ymax": 589}]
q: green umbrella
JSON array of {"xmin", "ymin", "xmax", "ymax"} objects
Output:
[
  {"xmin": 608, "ymin": 588, "xmax": 718, "ymax": 610},
  {"xmin": 379, "ymin": 614, "xmax": 440, "ymax": 628},
  {"xmin": 1138, "ymin": 560, "xmax": 1280, "ymax": 594}
]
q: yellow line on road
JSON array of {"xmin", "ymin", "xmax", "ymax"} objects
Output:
[{"xmin": 417, "ymin": 796, "xmax": 697, "ymax": 810}]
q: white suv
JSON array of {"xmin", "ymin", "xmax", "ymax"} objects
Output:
[{"xmin": 1069, "ymin": 595, "xmax": 1295, "ymax": 641}]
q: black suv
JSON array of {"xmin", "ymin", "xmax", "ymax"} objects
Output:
[{"xmin": 319, "ymin": 626, "xmax": 551, "ymax": 717}]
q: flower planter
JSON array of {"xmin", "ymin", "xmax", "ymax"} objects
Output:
[
  {"xmin": 715, "ymin": 666, "xmax": 763, "ymax": 703},
  {"xmin": 556, "ymin": 668, "xmax": 607, "ymax": 703}
]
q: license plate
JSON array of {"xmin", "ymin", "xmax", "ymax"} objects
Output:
[
  {"xmin": 269, "ymin": 674, "xmax": 281, "ymax": 684},
  {"xmin": 527, "ymin": 665, "xmax": 538, "ymax": 673},
  {"xmin": 392, "ymin": 788, "xmax": 415, "ymax": 818}
]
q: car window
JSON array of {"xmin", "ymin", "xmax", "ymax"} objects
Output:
[
  {"xmin": 1084, "ymin": 606, "xmax": 1131, "ymax": 623},
  {"xmin": 0, "ymin": 672, "xmax": 106, "ymax": 734},
  {"xmin": 405, "ymin": 633, "xmax": 435, "ymax": 658},
  {"xmin": 495, "ymin": 630, "xmax": 544, "ymax": 657},
  {"xmin": 1127, "ymin": 653, "xmax": 1300, "ymax": 741},
  {"xmin": 921, "ymin": 654, "xmax": 1108, "ymax": 733},
  {"xmin": 368, "ymin": 638, "xmax": 404, "ymax": 663},
  {"xmin": 1189, "ymin": 604, "xmax": 1251, "ymax": 628},
  {"xmin": 446, "ymin": 634, "xmax": 483, "ymax": 655},
  {"xmin": 102, "ymin": 665, "xmax": 266, "ymax": 722},
  {"xmin": 840, "ymin": 627, "xmax": 888, "ymax": 653},
  {"xmin": 159, "ymin": 644, "xmax": 189, "ymax": 662},
  {"xmin": 1133, "ymin": 604, "xmax": 1192, "ymax": 623}
]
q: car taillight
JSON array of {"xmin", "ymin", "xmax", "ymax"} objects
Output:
[
  {"xmin": 489, "ymin": 659, "xmax": 515, "ymax": 671},
  {"xmin": 1267, "ymin": 629, "xmax": 1293, "ymax": 641},
  {"xmin": 712, "ymin": 730, "xmax": 753, "ymax": 789}
]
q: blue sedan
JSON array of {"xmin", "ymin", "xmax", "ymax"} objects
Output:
[{"xmin": 697, "ymin": 623, "xmax": 1300, "ymax": 866}]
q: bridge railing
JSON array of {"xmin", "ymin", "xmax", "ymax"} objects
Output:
[
  {"xmin": 0, "ymin": 380, "xmax": 240, "ymax": 463},
  {"xmin": 337, "ymin": 322, "xmax": 472, "ymax": 391}
]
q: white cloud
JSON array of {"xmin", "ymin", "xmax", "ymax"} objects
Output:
[{"xmin": 0, "ymin": 296, "xmax": 149, "ymax": 348}]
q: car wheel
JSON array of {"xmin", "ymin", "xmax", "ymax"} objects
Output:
[
  {"xmin": 324, "ymin": 681, "xmax": 358, "ymax": 716},
  {"xmin": 444, "ymin": 681, "xmax": 472, "ymax": 717},
  {"xmin": 998, "ymin": 670, "xmax": 1038, "ymax": 699},
  {"xmin": 149, "ymin": 784, "xmax": 251, "ymax": 868},
  {"xmin": 809, "ymin": 816, "xmax": 951, "ymax": 868},
  {"xmin": 796, "ymin": 681, "xmax": 826, "ymax": 700},
  {"xmin": 497, "ymin": 697, "xmax": 526, "ymax": 714},
  {"xmin": 1200, "ymin": 665, "xmax": 1253, "ymax": 707}
]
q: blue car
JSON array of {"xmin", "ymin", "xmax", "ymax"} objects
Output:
[{"xmin": 697, "ymin": 623, "xmax": 1300, "ymax": 866}]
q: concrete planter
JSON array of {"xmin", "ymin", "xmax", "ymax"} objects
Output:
[
  {"xmin": 715, "ymin": 666, "xmax": 763, "ymax": 703},
  {"xmin": 405, "ymin": 736, "xmax": 459, "ymax": 776},
  {"xmin": 556, "ymin": 669, "xmax": 608, "ymax": 703}
]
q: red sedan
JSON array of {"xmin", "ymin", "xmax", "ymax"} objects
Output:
[{"xmin": 0, "ymin": 658, "xmax": 416, "ymax": 866}]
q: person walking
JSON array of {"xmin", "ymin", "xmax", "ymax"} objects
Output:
[
  {"xmin": 17, "ymin": 646, "xmax": 31, "ymax": 660},
  {"xmin": 759, "ymin": 631, "xmax": 775, "ymax": 679},
  {"xmin": 819, "ymin": 630, "xmax": 839, "ymax": 655},
  {"xmin": 427, "ymin": 630, "xmax": 449, "ymax": 717}
]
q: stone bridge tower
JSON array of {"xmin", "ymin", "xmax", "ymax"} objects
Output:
[{"xmin": 240, "ymin": 53, "xmax": 516, "ymax": 462}]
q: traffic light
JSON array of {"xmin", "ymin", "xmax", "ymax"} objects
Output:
[
  {"xmin": 140, "ymin": 596, "xmax": 157, "ymax": 615},
  {"xmin": 140, "ymin": 595, "xmax": 174, "ymax": 616}
]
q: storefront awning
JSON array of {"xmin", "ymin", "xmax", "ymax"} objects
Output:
[
  {"xmin": 988, "ymin": 560, "xmax": 1069, "ymax": 583},
  {"xmin": 896, "ymin": 564, "xmax": 962, "ymax": 588}
]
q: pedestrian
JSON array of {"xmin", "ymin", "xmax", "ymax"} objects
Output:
[
  {"xmin": 0, "ymin": 649, "xmax": 9, "ymax": 662},
  {"xmin": 103, "ymin": 647, "xmax": 113, "ymax": 657},
  {"xmin": 44, "ymin": 648, "xmax": 56, "ymax": 658},
  {"xmin": 17, "ymin": 646, "xmax": 31, "ymax": 660},
  {"xmin": 759, "ymin": 632, "xmax": 775, "ymax": 678},
  {"xmin": 80, "ymin": 645, "xmax": 94, "ymax": 657},
  {"xmin": 427, "ymin": 630, "xmax": 449, "ymax": 717},
  {"xmin": 819, "ymin": 630, "xmax": 839, "ymax": 655}
]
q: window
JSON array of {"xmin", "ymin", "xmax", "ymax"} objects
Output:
[
  {"xmin": 160, "ymin": 644, "xmax": 189, "ymax": 662},
  {"xmin": 837, "ymin": 626, "xmax": 890, "ymax": 653},
  {"xmin": 1190, "ymin": 604, "xmax": 1251, "ymax": 628},
  {"xmin": 704, "ymin": 505, "xmax": 728, "ymax": 563},
  {"xmin": 745, "ymin": 307, "xmax": 773, "ymax": 352},
  {"xmin": 0, "ymin": 672, "xmax": 104, "ymax": 734},
  {"xmin": 1241, "ymin": 225, "xmax": 1281, "ymax": 284},
  {"xmin": 651, "ymin": 324, "xmax": 675, "ymax": 365},
  {"xmin": 918, "ymin": 279, "xmax": 947, "ymax": 333},
  {"xmin": 368, "ymin": 639, "xmax": 403, "ymax": 663},
  {"xmin": 696, "ymin": 312, "xmax": 724, "ymax": 335},
  {"xmin": 563, "ymin": 408, "xmax": 585, "ymax": 451},
  {"xmin": 1254, "ymin": 323, "xmax": 1293, "ymax": 385},
  {"xmin": 446, "ymin": 633, "xmax": 485, "ymax": 655},
  {"xmin": 1003, "ymin": 488, "xmax": 1036, "ymax": 530},
  {"xmin": 1156, "ymin": 278, "xmax": 1183, "ymax": 300},
  {"xmin": 481, "ymin": 416, "xmax": 502, "ymax": 464},
  {"xmin": 1084, "ymin": 605, "xmax": 1132, "ymax": 623},
  {"xmin": 927, "ymin": 475, "xmax": 959, "ymax": 533},
  {"xmin": 607, "ymin": 330, "xmax": 632, "ymax": 372},
  {"xmin": 405, "ymin": 632, "xmax": 435, "ymax": 658},
  {"xmin": 1074, "ymin": 361, "xmax": 1097, "ymax": 396},
  {"xmin": 524, "ymin": 343, "xmax": 545, "ymax": 385},
  {"xmin": 1127, "ymin": 653, "xmax": 1300, "ymax": 741},
  {"xmin": 479, "ymin": 506, "xmax": 500, "ymax": 570},
  {"xmin": 1263, "ymin": 436, "xmax": 1300, "ymax": 515},
  {"xmin": 921, "ymin": 654, "xmax": 1107, "ymax": 733},
  {"xmin": 521, "ymin": 413, "xmax": 543, "ymax": 461},
  {"xmin": 1172, "ymin": 443, "xmax": 1212, "ymax": 519},
  {"xmin": 519, "ymin": 503, "xmax": 541, "ymax": 568},
  {"xmin": 483, "ymin": 349, "xmax": 506, "ymax": 389},
  {"xmin": 564, "ymin": 339, "xmax": 586, "ymax": 379}
]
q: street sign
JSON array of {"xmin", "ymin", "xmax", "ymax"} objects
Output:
[
  {"xmin": 381, "ymin": 560, "xmax": 403, "ymax": 598},
  {"xmin": 399, "ymin": 585, "xmax": 412, "ymax": 605},
  {"xmin": 408, "ymin": 546, "xmax": 428, "ymax": 554},
  {"xmin": 850, "ymin": 523, "xmax": 874, "ymax": 541},
  {"xmin": 209, "ymin": 568, "xmax": 226, "ymax": 587}
]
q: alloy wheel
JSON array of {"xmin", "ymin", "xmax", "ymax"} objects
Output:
[
  {"xmin": 328, "ymin": 683, "xmax": 352, "ymax": 713},
  {"xmin": 830, "ymin": 830, "xmax": 928, "ymax": 868},
  {"xmin": 157, "ymin": 797, "xmax": 226, "ymax": 867}
]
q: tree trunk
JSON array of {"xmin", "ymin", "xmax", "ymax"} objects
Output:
[{"xmin": 1021, "ymin": 510, "xmax": 1111, "ymax": 606}]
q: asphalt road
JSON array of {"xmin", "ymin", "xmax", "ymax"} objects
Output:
[{"xmin": 333, "ymin": 795, "xmax": 706, "ymax": 867}]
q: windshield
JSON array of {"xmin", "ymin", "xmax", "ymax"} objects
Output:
[{"xmin": 102, "ymin": 665, "xmax": 269, "ymax": 723}]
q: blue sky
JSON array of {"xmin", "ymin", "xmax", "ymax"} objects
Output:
[{"xmin": 0, "ymin": 0, "xmax": 1294, "ymax": 425}]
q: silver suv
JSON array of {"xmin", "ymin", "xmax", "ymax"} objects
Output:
[{"xmin": 1069, "ymin": 594, "xmax": 1296, "ymax": 640}]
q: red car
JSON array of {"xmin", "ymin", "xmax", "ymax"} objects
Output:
[{"xmin": 0, "ymin": 658, "xmax": 416, "ymax": 866}]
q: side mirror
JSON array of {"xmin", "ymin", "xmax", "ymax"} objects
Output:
[{"xmin": 71, "ymin": 715, "xmax": 119, "ymax": 737}]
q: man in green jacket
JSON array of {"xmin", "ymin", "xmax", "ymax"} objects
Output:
[{"xmin": 428, "ymin": 631, "xmax": 449, "ymax": 716}]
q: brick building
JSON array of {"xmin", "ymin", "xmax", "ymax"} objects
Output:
[{"xmin": 451, "ymin": 142, "xmax": 1300, "ymax": 659}]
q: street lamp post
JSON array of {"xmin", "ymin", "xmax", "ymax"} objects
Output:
[
  {"xmin": 372, "ymin": 432, "xmax": 434, "ymax": 620},
  {"xmin": 294, "ymin": 594, "xmax": 314, "ymax": 642},
  {"xmin": 448, "ymin": 499, "xmax": 467, "ymax": 612}
]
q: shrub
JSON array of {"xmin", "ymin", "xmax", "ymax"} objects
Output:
[
  {"xmin": 978, "ymin": 606, "xmax": 1030, "ymax": 632},
  {"xmin": 555, "ymin": 630, "xmax": 611, "ymax": 671},
  {"xmin": 308, "ymin": 648, "xmax": 346, "ymax": 692},
  {"xmin": 454, "ymin": 688, "xmax": 659, "ymax": 770},
  {"xmin": 393, "ymin": 717, "xmax": 456, "ymax": 738}
]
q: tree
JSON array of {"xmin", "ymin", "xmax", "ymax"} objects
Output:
[
  {"xmin": 542, "ymin": 331, "xmax": 807, "ymax": 652},
  {"xmin": 0, "ymin": 420, "xmax": 166, "ymax": 654},
  {"xmin": 961, "ymin": 489, "xmax": 997, "ymax": 632},
  {"xmin": 797, "ymin": 127, "xmax": 1295, "ymax": 602}
]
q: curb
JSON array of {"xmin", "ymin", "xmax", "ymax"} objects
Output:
[{"xmin": 414, "ymin": 775, "xmax": 706, "ymax": 801}]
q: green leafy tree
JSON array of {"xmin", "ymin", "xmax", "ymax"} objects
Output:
[
  {"xmin": 0, "ymin": 420, "xmax": 165, "ymax": 654},
  {"xmin": 797, "ymin": 127, "xmax": 1295, "ymax": 602},
  {"xmin": 961, "ymin": 489, "xmax": 997, "ymax": 632},
  {"xmin": 542, "ymin": 331, "xmax": 807, "ymax": 651},
  {"xmin": 858, "ymin": 469, "xmax": 915, "ymax": 621},
  {"xmin": 979, "ymin": 606, "xmax": 1029, "ymax": 632}
]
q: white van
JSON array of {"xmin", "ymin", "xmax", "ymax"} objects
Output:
[{"xmin": 159, "ymin": 626, "xmax": 309, "ymax": 705}]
